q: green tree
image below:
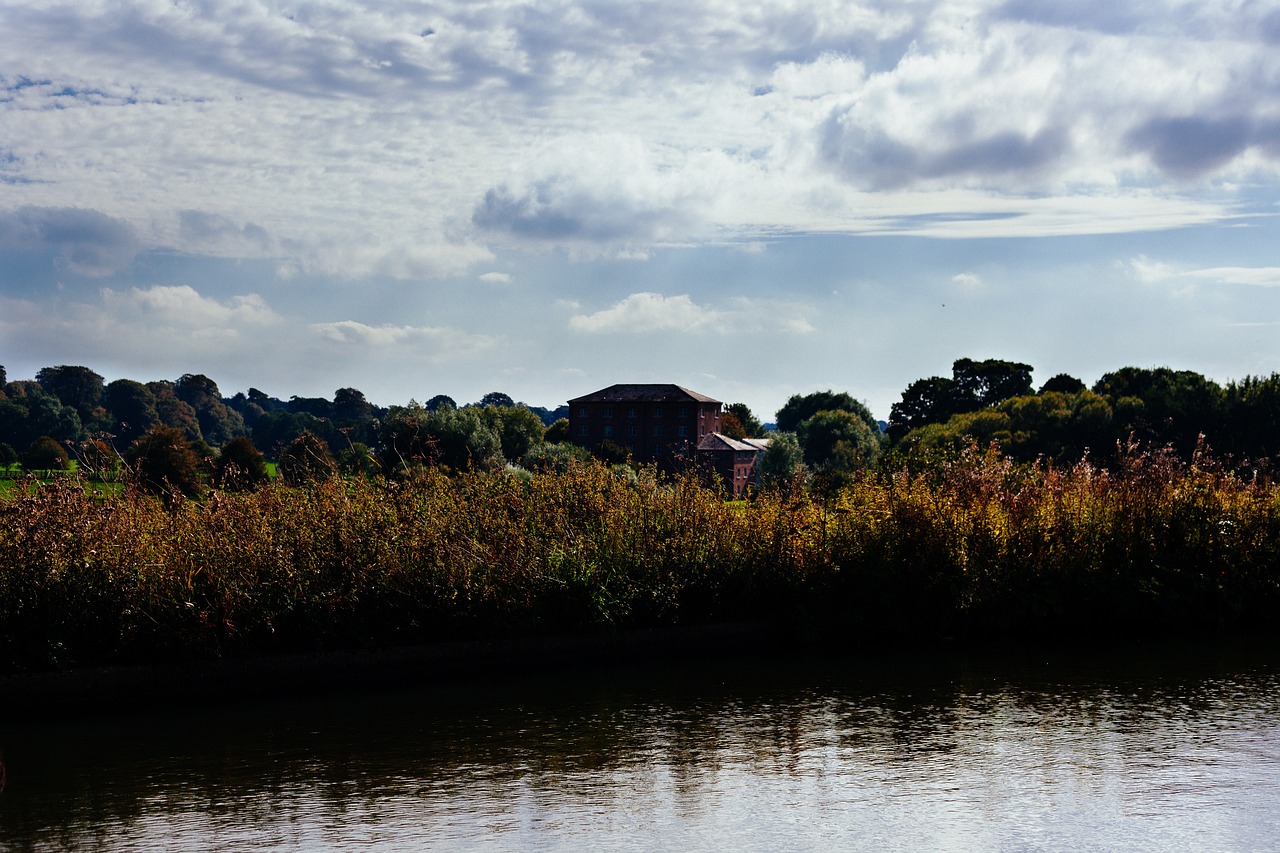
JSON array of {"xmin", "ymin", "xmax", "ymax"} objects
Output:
[
  {"xmin": 756, "ymin": 432, "xmax": 806, "ymax": 490},
  {"xmin": 426, "ymin": 394, "xmax": 457, "ymax": 412},
  {"xmin": 1040, "ymin": 373, "xmax": 1086, "ymax": 395},
  {"xmin": 952, "ymin": 358, "xmax": 1034, "ymax": 408},
  {"xmin": 797, "ymin": 410, "xmax": 881, "ymax": 470},
  {"xmin": 1093, "ymin": 367, "xmax": 1224, "ymax": 458},
  {"xmin": 333, "ymin": 387, "xmax": 374, "ymax": 422},
  {"xmin": 776, "ymin": 390, "xmax": 878, "ymax": 434},
  {"xmin": 147, "ymin": 382, "xmax": 203, "ymax": 443},
  {"xmin": 1223, "ymin": 374, "xmax": 1280, "ymax": 461},
  {"xmin": 544, "ymin": 417, "xmax": 571, "ymax": 444},
  {"xmin": 0, "ymin": 383, "xmax": 85, "ymax": 447},
  {"xmin": 278, "ymin": 431, "xmax": 338, "ymax": 485},
  {"xmin": 176, "ymin": 373, "xmax": 246, "ymax": 446},
  {"xmin": 213, "ymin": 436, "xmax": 270, "ymax": 490},
  {"xmin": 522, "ymin": 441, "xmax": 591, "ymax": 472},
  {"xmin": 380, "ymin": 405, "xmax": 503, "ymax": 474},
  {"xmin": 104, "ymin": 379, "xmax": 160, "ymax": 445},
  {"xmin": 22, "ymin": 436, "xmax": 69, "ymax": 471},
  {"xmin": 480, "ymin": 404, "xmax": 546, "ymax": 463},
  {"xmin": 126, "ymin": 425, "xmax": 203, "ymax": 499},
  {"xmin": 479, "ymin": 391, "xmax": 515, "ymax": 408},
  {"xmin": 726, "ymin": 402, "xmax": 763, "ymax": 437},
  {"xmin": 36, "ymin": 365, "xmax": 104, "ymax": 424},
  {"xmin": 0, "ymin": 441, "xmax": 17, "ymax": 468}
]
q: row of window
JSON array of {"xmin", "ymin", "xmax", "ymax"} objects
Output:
[
  {"xmin": 577, "ymin": 424, "xmax": 696, "ymax": 438},
  {"xmin": 576, "ymin": 406, "xmax": 707, "ymax": 419}
]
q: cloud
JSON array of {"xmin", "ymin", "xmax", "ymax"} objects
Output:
[
  {"xmin": 311, "ymin": 320, "xmax": 498, "ymax": 360},
  {"xmin": 101, "ymin": 285, "xmax": 279, "ymax": 328},
  {"xmin": 952, "ymin": 272, "xmax": 982, "ymax": 289},
  {"xmin": 1125, "ymin": 116, "xmax": 1255, "ymax": 180},
  {"xmin": 0, "ymin": 206, "xmax": 139, "ymax": 275},
  {"xmin": 568, "ymin": 292, "xmax": 815, "ymax": 335},
  {"xmin": 479, "ymin": 271, "xmax": 512, "ymax": 283},
  {"xmin": 178, "ymin": 210, "xmax": 272, "ymax": 255},
  {"xmin": 1126, "ymin": 258, "xmax": 1280, "ymax": 287}
]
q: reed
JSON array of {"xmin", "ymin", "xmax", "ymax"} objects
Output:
[{"xmin": 1, "ymin": 448, "xmax": 1278, "ymax": 673}]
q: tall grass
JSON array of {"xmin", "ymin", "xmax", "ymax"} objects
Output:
[{"xmin": 1, "ymin": 448, "xmax": 1278, "ymax": 673}]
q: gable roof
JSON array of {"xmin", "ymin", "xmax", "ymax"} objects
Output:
[
  {"xmin": 568, "ymin": 383, "xmax": 721, "ymax": 405},
  {"xmin": 697, "ymin": 432, "xmax": 760, "ymax": 452}
]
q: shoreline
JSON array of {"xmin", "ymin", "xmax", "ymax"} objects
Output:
[{"xmin": 0, "ymin": 621, "xmax": 781, "ymax": 720}]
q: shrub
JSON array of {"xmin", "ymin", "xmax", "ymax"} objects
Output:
[
  {"xmin": 278, "ymin": 431, "xmax": 337, "ymax": 485},
  {"xmin": 213, "ymin": 436, "xmax": 270, "ymax": 490},
  {"xmin": 126, "ymin": 425, "xmax": 203, "ymax": 499},
  {"xmin": 22, "ymin": 436, "xmax": 69, "ymax": 471}
]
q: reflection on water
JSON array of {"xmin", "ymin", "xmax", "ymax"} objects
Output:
[{"xmin": 3, "ymin": 644, "xmax": 1280, "ymax": 851}]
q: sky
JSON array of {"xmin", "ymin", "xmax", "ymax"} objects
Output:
[{"xmin": 3, "ymin": 0, "xmax": 1280, "ymax": 423}]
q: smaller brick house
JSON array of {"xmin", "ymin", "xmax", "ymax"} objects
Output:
[{"xmin": 697, "ymin": 433, "xmax": 771, "ymax": 498}]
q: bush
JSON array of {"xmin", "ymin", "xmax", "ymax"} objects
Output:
[
  {"xmin": 126, "ymin": 426, "xmax": 203, "ymax": 499},
  {"xmin": 278, "ymin": 431, "xmax": 337, "ymax": 485},
  {"xmin": 213, "ymin": 436, "xmax": 270, "ymax": 490},
  {"xmin": 22, "ymin": 436, "xmax": 69, "ymax": 471}
]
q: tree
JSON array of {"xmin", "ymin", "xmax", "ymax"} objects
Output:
[
  {"xmin": 126, "ymin": 425, "xmax": 203, "ymax": 499},
  {"xmin": 1093, "ymin": 367, "xmax": 1224, "ymax": 458},
  {"xmin": 333, "ymin": 387, "xmax": 374, "ymax": 422},
  {"xmin": 522, "ymin": 442, "xmax": 591, "ymax": 472},
  {"xmin": 776, "ymin": 390, "xmax": 877, "ymax": 434},
  {"xmin": 379, "ymin": 404, "xmax": 503, "ymax": 474},
  {"xmin": 479, "ymin": 391, "xmax": 515, "ymax": 408},
  {"xmin": 213, "ymin": 436, "xmax": 270, "ymax": 490},
  {"xmin": 104, "ymin": 379, "xmax": 160, "ymax": 445},
  {"xmin": 75, "ymin": 438, "xmax": 119, "ymax": 476},
  {"xmin": 425, "ymin": 394, "xmax": 457, "ymax": 412},
  {"xmin": 1040, "ymin": 373, "xmax": 1086, "ymax": 395},
  {"xmin": 251, "ymin": 410, "xmax": 330, "ymax": 459},
  {"xmin": 889, "ymin": 376, "xmax": 959, "ymax": 443},
  {"xmin": 480, "ymin": 404, "xmax": 546, "ymax": 463},
  {"xmin": 278, "ymin": 432, "xmax": 338, "ymax": 485},
  {"xmin": 175, "ymin": 374, "xmax": 245, "ymax": 446},
  {"xmin": 0, "ymin": 442, "xmax": 16, "ymax": 468},
  {"xmin": 0, "ymin": 383, "xmax": 85, "ymax": 448},
  {"xmin": 147, "ymin": 382, "xmax": 203, "ymax": 442},
  {"xmin": 952, "ymin": 358, "xmax": 1034, "ymax": 408},
  {"xmin": 720, "ymin": 411, "xmax": 747, "ymax": 440},
  {"xmin": 36, "ymin": 365, "xmax": 104, "ymax": 423},
  {"xmin": 726, "ymin": 403, "xmax": 763, "ymax": 437},
  {"xmin": 757, "ymin": 432, "xmax": 806, "ymax": 490},
  {"xmin": 797, "ymin": 410, "xmax": 881, "ymax": 470},
  {"xmin": 22, "ymin": 436, "xmax": 69, "ymax": 471},
  {"xmin": 545, "ymin": 417, "xmax": 571, "ymax": 444}
]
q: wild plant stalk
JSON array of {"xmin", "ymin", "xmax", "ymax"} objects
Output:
[{"xmin": 1, "ymin": 449, "xmax": 1278, "ymax": 673}]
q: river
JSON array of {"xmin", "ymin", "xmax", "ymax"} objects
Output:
[{"xmin": 2, "ymin": 641, "xmax": 1279, "ymax": 851}]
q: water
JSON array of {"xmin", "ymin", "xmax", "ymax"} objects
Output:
[{"xmin": 3, "ymin": 644, "xmax": 1279, "ymax": 851}]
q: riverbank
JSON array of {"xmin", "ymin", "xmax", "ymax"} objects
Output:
[{"xmin": 3, "ymin": 452, "xmax": 1280, "ymax": 684}]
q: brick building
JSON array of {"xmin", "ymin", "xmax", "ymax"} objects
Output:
[
  {"xmin": 697, "ymin": 433, "xmax": 771, "ymax": 498},
  {"xmin": 568, "ymin": 384, "xmax": 724, "ymax": 468}
]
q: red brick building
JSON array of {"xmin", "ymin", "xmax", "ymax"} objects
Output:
[
  {"xmin": 568, "ymin": 384, "xmax": 771, "ymax": 495},
  {"xmin": 568, "ymin": 384, "xmax": 724, "ymax": 468}
]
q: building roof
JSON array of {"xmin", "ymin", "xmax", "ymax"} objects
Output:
[
  {"xmin": 568, "ymin": 383, "xmax": 722, "ymax": 405},
  {"xmin": 697, "ymin": 432, "xmax": 760, "ymax": 452},
  {"xmin": 741, "ymin": 437, "xmax": 772, "ymax": 451}
]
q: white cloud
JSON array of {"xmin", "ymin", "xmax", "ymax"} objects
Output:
[
  {"xmin": 952, "ymin": 272, "xmax": 982, "ymax": 289},
  {"xmin": 568, "ymin": 292, "xmax": 815, "ymax": 335},
  {"xmin": 479, "ymin": 271, "xmax": 512, "ymax": 283},
  {"xmin": 1126, "ymin": 258, "xmax": 1280, "ymax": 288},
  {"xmin": 311, "ymin": 320, "xmax": 498, "ymax": 360},
  {"xmin": 101, "ymin": 285, "xmax": 279, "ymax": 328}
]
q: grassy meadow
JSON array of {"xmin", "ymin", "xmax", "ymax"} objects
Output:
[{"xmin": 2, "ymin": 447, "xmax": 1279, "ymax": 675}]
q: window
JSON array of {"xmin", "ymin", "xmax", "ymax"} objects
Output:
[
  {"xmin": 677, "ymin": 425, "xmax": 688, "ymax": 438},
  {"xmin": 627, "ymin": 425, "xmax": 637, "ymax": 437},
  {"xmin": 678, "ymin": 406, "xmax": 688, "ymax": 418},
  {"xmin": 627, "ymin": 407, "xmax": 637, "ymax": 418},
  {"xmin": 603, "ymin": 406, "xmax": 613, "ymax": 418},
  {"xmin": 577, "ymin": 407, "xmax": 587, "ymax": 418},
  {"xmin": 603, "ymin": 425, "xmax": 613, "ymax": 437},
  {"xmin": 577, "ymin": 425, "xmax": 589, "ymax": 436},
  {"xmin": 700, "ymin": 408, "xmax": 705, "ymax": 418},
  {"xmin": 652, "ymin": 425, "xmax": 663, "ymax": 437},
  {"xmin": 653, "ymin": 407, "xmax": 662, "ymax": 418}
]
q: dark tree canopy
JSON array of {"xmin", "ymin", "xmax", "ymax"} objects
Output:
[
  {"xmin": 36, "ymin": 365, "xmax": 104, "ymax": 422},
  {"xmin": 213, "ymin": 435, "xmax": 270, "ymax": 490},
  {"xmin": 479, "ymin": 391, "xmax": 515, "ymax": 408},
  {"xmin": 333, "ymin": 387, "xmax": 374, "ymax": 422},
  {"xmin": 425, "ymin": 394, "xmax": 457, "ymax": 412},
  {"xmin": 278, "ymin": 432, "xmax": 338, "ymax": 485},
  {"xmin": 725, "ymin": 402, "xmax": 763, "ymax": 437},
  {"xmin": 104, "ymin": 379, "xmax": 160, "ymax": 445},
  {"xmin": 480, "ymin": 404, "xmax": 545, "ymax": 463},
  {"xmin": 890, "ymin": 358, "xmax": 1035, "ymax": 444},
  {"xmin": 797, "ymin": 409, "xmax": 881, "ymax": 470},
  {"xmin": 147, "ymin": 382, "xmax": 203, "ymax": 443},
  {"xmin": 1040, "ymin": 373, "xmax": 1086, "ymax": 395},
  {"xmin": 22, "ymin": 435, "xmax": 69, "ymax": 471},
  {"xmin": 776, "ymin": 390, "xmax": 877, "ymax": 434},
  {"xmin": 126, "ymin": 425, "xmax": 203, "ymax": 500}
]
